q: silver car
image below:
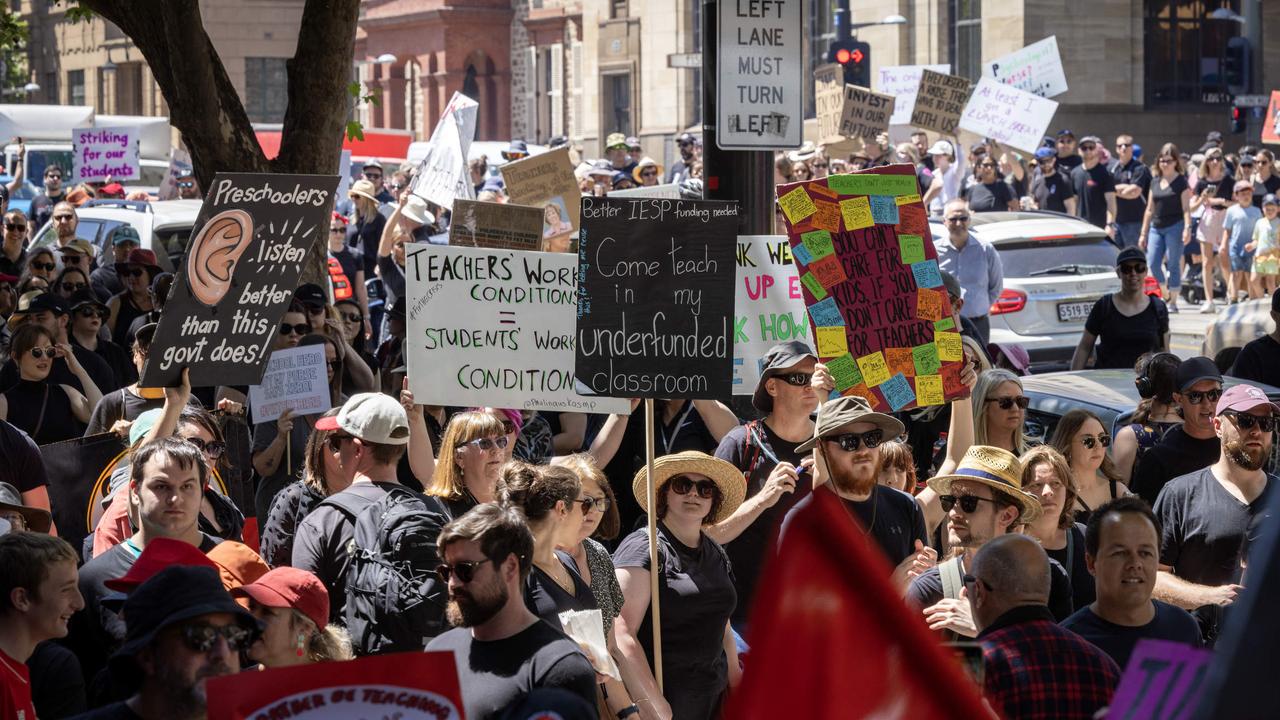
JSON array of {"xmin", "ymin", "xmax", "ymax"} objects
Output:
[{"xmin": 931, "ymin": 211, "xmax": 1121, "ymax": 370}]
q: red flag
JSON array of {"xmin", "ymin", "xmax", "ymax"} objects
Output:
[{"xmin": 725, "ymin": 488, "xmax": 991, "ymax": 719}]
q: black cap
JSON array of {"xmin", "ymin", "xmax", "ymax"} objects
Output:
[
  {"xmin": 1176, "ymin": 356, "xmax": 1222, "ymax": 392},
  {"xmin": 677, "ymin": 132, "xmax": 697, "ymax": 145},
  {"xmin": 753, "ymin": 341, "xmax": 817, "ymax": 413},
  {"xmin": 26, "ymin": 292, "xmax": 68, "ymax": 316},
  {"xmin": 293, "ymin": 283, "xmax": 326, "ymax": 308},
  {"xmin": 68, "ymin": 289, "xmax": 107, "ymax": 313},
  {"xmin": 1116, "ymin": 247, "xmax": 1146, "ymax": 266}
]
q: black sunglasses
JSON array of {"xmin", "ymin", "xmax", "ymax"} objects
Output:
[
  {"xmin": 279, "ymin": 323, "xmax": 310, "ymax": 336},
  {"xmin": 940, "ymin": 494, "xmax": 998, "ymax": 514},
  {"xmin": 1119, "ymin": 263, "xmax": 1147, "ymax": 275},
  {"xmin": 339, "ymin": 311, "xmax": 362, "ymax": 324},
  {"xmin": 363, "ymin": 172, "xmax": 382, "ymax": 180},
  {"xmin": 329, "ymin": 226, "xmax": 346, "ymax": 234},
  {"xmin": 60, "ymin": 281, "xmax": 87, "ymax": 291},
  {"xmin": 436, "ymin": 558, "xmax": 494, "ymax": 584},
  {"xmin": 570, "ymin": 496, "xmax": 599, "ymax": 513},
  {"xmin": 669, "ymin": 475, "xmax": 719, "ymax": 499},
  {"xmin": 179, "ymin": 623, "xmax": 254, "ymax": 653},
  {"xmin": 1223, "ymin": 412, "xmax": 1278, "ymax": 433},
  {"xmin": 581, "ymin": 496, "xmax": 611, "ymax": 514},
  {"xmin": 76, "ymin": 306, "xmax": 106, "ymax": 319},
  {"xmin": 1182, "ymin": 388, "xmax": 1222, "ymax": 405},
  {"xmin": 26, "ymin": 346, "xmax": 57, "ymax": 359},
  {"xmin": 31, "ymin": 261, "xmax": 55, "ymax": 271},
  {"xmin": 122, "ymin": 267, "xmax": 147, "ymax": 278},
  {"xmin": 327, "ymin": 434, "xmax": 351, "ymax": 452},
  {"xmin": 986, "ymin": 395, "xmax": 1030, "ymax": 410},
  {"xmin": 774, "ymin": 372, "xmax": 813, "ymax": 387},
  {"xmin": 184, "ymin": 436, "xmax": 227, "ymax": 458},
  {"xmin": 4, "ymin": 222, "xmax": 25, "ymax": 231},
  {"xmin": 1079, "ymin": 433, "xmax": 1111, "ymax": 449},
  {"xmin": 824, "ymin": 429, "xmax": 885, "ymax": 452},
  {"xmin": 1079, "ymin": 144, "xmax": 1097, "ymax": 151},
  {"xmin": 177, "ymin": 181, "xmax": 195, "ymax": 189}
]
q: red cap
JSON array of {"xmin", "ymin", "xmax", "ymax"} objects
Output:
[
  {"xmin": 232, "ymin": 567, "xmax": 329, "ymax": 629},
  {"xmin": 104, "ymin": 537, "xmax": 218, "ymax": 593},
  {"xmin": 101, "ymin": 182, "xmax": 125, "ymax": 196}
]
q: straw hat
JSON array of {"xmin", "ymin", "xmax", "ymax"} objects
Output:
[
  {"xmin": 348, "ymin": 179, "xmax": 379, "ymax": 203},
  {"xmin": 926, "ymin": 446, "xmax": 1042, "ymax": 523},
  {"xmin": 631, "ymin": 451, "xmax": 746, "ymax": 524},
  {"xmin": 632, "ymin": 156, "xmax": 664, "ymax": 183}
]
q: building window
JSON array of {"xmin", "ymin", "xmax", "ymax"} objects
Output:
[
  {"xmin": 602, "ymin": 73, "xmax": 631, "ymax": 135},
  {"xmin": 805, "ymin": 0, "xmax": 835, "ymax": 118},
  {"xmin": 245, "ymin": 57, "xmax": 288, "ymax": 123},
  {"xmin": 67, "ymin": 69, "xmax": 84, "ymax": 106},
  {"xmin": 611, "ymin": 0, "xmax": 628, "ymax": 20},
  {"xmin": 951, "ymin": 0, "xmax": 982, "ymax": 81},
  {"xmin": 1145, "ymin": 0, "xmax": 1242, "ymax": 107}
]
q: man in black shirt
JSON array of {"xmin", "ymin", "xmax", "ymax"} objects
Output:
[
  {"xmin": 1132, "ymin": 357, "xmax": 1222, "ymax": 504},
  {"xmin": 962, "ymin": 156, "xmax": 1018, "ymax": 212},
  {"xmin": 1030, "ymin": 147, "xmax": 1077, "ymax": 214},
  {"xmin": 1229, "ymin": 291, "xmax": 1280, "ymax": 386},
  {"xmin": 1153, "ymin": 383, "xmax": 1276, "ymax": 645},
  {"xmin": 1054, "ymin": 129, "xmax": 1084, "ymax": 173},
  {"xmin": 1071, "ymin": 135, "xmax": 1117, "ymax": 229},
  {"xmin": 1111, "ymin": 134, "xmax": 1152, "ymax": 248},
  {"xmin": 29, "ymin": 164, "xmax": 66, "ymax": 232}
]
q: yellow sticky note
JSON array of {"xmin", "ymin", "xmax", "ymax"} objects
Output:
[
  {"xmin": 779, "ymin": 186, "xmax": 818, "ymax": 223},
  {"xmin": 936, "ymin": 332, "xmax": 962, "ymax": 362},
  {"xmin": 916, "ymin": 375, "xmax": 944, "ymax": 406},
  {"xmin": 896, "ymin": 193, "xmax": 922, "ymax": 206},
  {"xmin": 856, "ymin": 351, "xmax": 891, "ymax": 387},
  {"xmin": 839, "ymin": 196, "xmax": 874, "ymax": 231},
  {"xmin": 816, "ymin": 326, "xmax": 849, "ymax": 357}
]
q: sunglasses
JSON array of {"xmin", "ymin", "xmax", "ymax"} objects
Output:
[
  {"xmin": 1080, "ymin": 145, "xmax": 1097, "ymax": 151},
  {"xmin": 570, "ymin": 496, "xmax": 603, "ymax": 513},
  {"xmin": 31, "ymin": 261, "xmax": 55, "ymax": 271},
  {"xmin": 388, "ymin": 183, "xmax": 404, "ymax": 191},
  {"xmin": 464, "ymin": 435, "xmax": 509, "ymax": 451},
  {"xmin": 1119, "ymin": 263, "xmax": 1147, "ymax": 275},
  {"xmin": 305, "ymin": 305, "xmax": 326, "ymax": 315},
  {"xmin": 945, "ymin": 215, "xmax": 970, "ymax": 223},
  {"xmin": 52, "ymin": 215, "xmax": 75, "ymax": 221},
  {"xmin": 60, "ymin": 281, "xmax": 87, "ymax": 291},
  {"xmin": 326, "ymin": 434, "xmax": 351, "ymax": 452},
  {"xmin": 364, "ymin": 172, "xmax": 382, "ymax": 180},
  {"xmin": 179, "ymin": 623, "xmax": 254, "ymax": 653},
  {"xmin": 774, "ymin": 371, "xmax": 813, "ymax": 387},
  {"xmin": 940, "ymin": 494, "xmax": 998, "ymax": 514},
  {"xmin": 339, "ymin": 311, "xmax": 362, "ymax": 323},
  {"xmin": 4, "ymin": 222, "xmax": 24, "ymax": 231},
  {"xmin": 26, "ymin": 346, "xmax": 57, "ymax": 359},
  {"xmin": 329, "ymin": 226, "xmax": 346, "ymax": 234},
  {"xmin": 978, "ymin": 162, "xmax": 997, "ymax": 168},
  {"xmin": 669, "ymin": 475, "xmax": 719, "ymax": 499},
  {"xmin": 1182, "ymin": 388, "xmax": 1222, "ymax": 405},
  {"xmin": 184, "ymin": 436, "xmax": 227, "ymax": 458},
  {"xmin": 1079, "ymin": 433, "xmax": 1111, "ymax": 449},
  {"xmin": 986, "ymin": 395, "xmax": 1030, "ymax": 410},
  {"xmin": 1158, "ymin": 157, "xmax": 1175, "ymax": 164},
  {"xmin": 177, "ymin": 181, "xmax": 195, "ymax": 189},
  {"xmin": 641, "ymin": 170, "xmax": 658, "ymax": 176},
  {"xmin": 45, "ymin": 174, "xmax": 62, "ymax": 181},
  {"xmin": 279, "ymin": 323, "xmax": 310, "ymax": 336},
  {"xmin": 1223, "ymin": 412, "xmax": 1278, "ymax": 433},
  {"xmin": 824, "ymin": 429, "xmax": 885, "ymax": 452},
  {"xmin": 436, "ymin": 558, "xmax": 495, "ymax": 584},
  {"xmin": 813, "ymin": 163, "xmax": 829, "ymax": 169},
  {"xmin": 580, "ymin": 496, "xmax": 611, "ymax": 514},
  {"xmin": 122, "ymin": 268, "xmax": 147, "ymax": 278},
  {"xmin": 1116, "ymin": 142, "xmax": 1132, "ymax": 148}
]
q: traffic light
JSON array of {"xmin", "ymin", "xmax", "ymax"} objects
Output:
[
  {"xmin": 828, "ymin": 39, "xmax": 871, "ymax": 88},
  {"xmin": 1231, "ymin": 106, "xmax": 1245, "ymax": 134}
]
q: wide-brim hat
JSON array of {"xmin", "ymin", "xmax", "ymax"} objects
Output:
[
  {"xmin": 401, "ymin": 195, "xmax": 435, "ymax": 226},
  {"xmin": 348, "ymin": 179, "xmax": 380, "ymax": 203},
  {"xmin": 0, "ymin": 482, "xmax": 51, "ymax": 533},
  {"xmin": 114, "ymin": 248, "xmax": 162, "ymax": 278},
  {"xmin": 926, "ymin": 445, "xmax": 1042, "ymax": 523},
  {"xmin": 632, "ymin": 157, "xmax": 664, "ymax": 183},
  {"xmin": 605, "ymin": 133, "xmax": 629, "ymax": 150},
  {"xmin": 796, "ymin": 395, "xmax": 906, "ymax": 454},
  {"xmin": 631, "ymin": 451, "xmax": 745, "ymax": 524}
]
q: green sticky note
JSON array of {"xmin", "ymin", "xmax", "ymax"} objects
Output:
[
  {"xmin": 935, "ymin": 317, "xmax": 955, "ymax": 331},
  {"xmin": 801, "ymin": 271, "xmax": 828, "ymax": 300},
  {"xmin": 827, "ymin": 173, "xmax": 919, "ymax": 197},
  {"xmin": 912, "ymin": 343, "xmax": 941, "ymax": 376},
  {"xmin": 801, "ymin": 229, "xmax": 835, "ymax": 259},
  {"xmin": 898, "ymin": 234, "xmax": 926, "ymax": 265},
  {"xmin": 825, "ymin": 353, "xmax": 862, "ymax": 391}
]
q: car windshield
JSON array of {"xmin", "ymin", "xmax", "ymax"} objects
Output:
[
  {"xmin": 32, "ymin": 217, "xmax": 139, "ymax": 256},
  {"xmin": 988, "ymin": 235, "xmax": 1117, "ymax": 277},
  {"xmin": 12, "ymin": 149, "xmax": 76, "ymax": 200}
]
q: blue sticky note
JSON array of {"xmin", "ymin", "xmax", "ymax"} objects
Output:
[
  {"xmin": 870, "ymin": 195, "xmax": 899, "ymax": 225},
  {"xmin": 880, "ymin": 373, "xmax": 916, "ymax": 411},
  {"xmin": 809, "ymin": 297, "xmax": 844, "ymax": 327},
  {"xmin": 912, "ymin": 259, "xmax": 943, "ymax": 288},
  {"xmin": 791, "ymin": 242, "xmax": 813, "ymax": 267}
]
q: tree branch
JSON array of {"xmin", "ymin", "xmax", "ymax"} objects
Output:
[{"xmin": 275, "ymin": 0, "xmax": 360, "ymax": 175}]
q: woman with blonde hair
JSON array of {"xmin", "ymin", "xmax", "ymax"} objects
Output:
[
  {"xmin": 1019, "ymin": 445, "xmax": 1094, "ymax": 609},
  {"xmin": 259, "ymin": 408, "xmax": 350, "ymax": 568},
  {"xmin": 425, "ymin": 410, "xmax": 508, "ymax": 519},
  {"xmin": 234, "ymin": 567, "xmax": 353, "ymax": 667},
  {"xmin": 971, "ymin": 369, "xmax": 1029, "ymax": 455},
  {"xmin": 1049, "ymin": 408, "xmax": 1129, "ymax": 523}
]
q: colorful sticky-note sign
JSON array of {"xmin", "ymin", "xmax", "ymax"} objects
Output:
[
  {"xmin": 941, "ymin": 360, "xmax": 964, "ymax": 394},
  {"xmin": 848, "ymin": 382, "xmax": 876, "ymax": 404},
  {"xmin": 898, "ymin": 203, "xmax": 928, "ymax": 235},
  {"xmin": 792, "ymin": 242, "xmax": 814, "ymax": 267},
  {"xmin": 895, "ymin": 193, "xmax": 922, "ymax": 206},
  {"xmin": 809, "ymin": 182, "xmax": 838, "ymax": 200},
  {"xmin": 898, "ymin": 234, "xmax": 926, "ymax": 265},
  {"xmin": 816, "ymin": 326, "xmax": 850, "ymax": 357},
  {"xmin": 856, "ymin": 351, "xmax": 891, "ymax": 387},
  {"xmin": 880, "ymin": 373, "xmax": 916, "ymax": 411},
  {"xmin": 916, "ymin": 374, "xmax": 944, "ymax": 406},
  {"xmin": 811, "ymin": 201, "xmax": 842, "ymax": 232},
  {"xmin": 826, "ymin": 353, "xmax": 862, "ymax": 391},
  {"xmin": 779, "ymin": 186, "xmax": 818, "ymax": 223},
  {"xmin": 912, "ymin": 259, "xmax": 943, "ymax": 288},
  {"xmin": 936, "ymin": 331, "xmax": 963, "ymax": 362},
  {"xmin": 809, "ymin": 296, "xmax": 844, "ymax": 327},
  {"xmin": 912, "ymin": 343, "xmax": 941, "ymax": 376},
  {"xmin": 869, "ymin": 196, "xmax": 900, "ymax": 225},
  {"xmin": 916, "ymin": 287, "xmax": 945, "ymax": 322},
  {"xmin": 839, "ymin": 196, "xmax": 874, "ymax": 231},
  {"xmin": 809, "ymin": 254, "xmax": 848, "ymax": 288},
  {"xmin": 801, "ymin": 229, "xmax": 835, "ymax": 259},
  {"xmin": 886, "ymin": 347, "xmax": 915, "ymax": 377},
  {"xmin": 827, "ymin": 173, "xmax": 919, "ymax": 197},
  {"xmin": 800, "ymin": 271, "xmax": 828, "ymax": 300},
  {"xmin": 935, "ymin": 317, "xmax": 956, "ymax": 331}
]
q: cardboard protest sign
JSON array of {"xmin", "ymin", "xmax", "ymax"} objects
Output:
[
  {"xmin": 734, "ymin": 235, "xmax": 809, "ymax": 394},
  {"xmin": 73, "ymin": 125, "xmax": 140, "ymax": 182},
  {"xmin": 1108, "ymin": 639, "xmax": 1212, "ymax": 720},
  {"xmin": 1263, "ymin": 91, "xmax": 1280, "ymax": 146},
  {"xmin": 911, "ymin": 70, "xmax": 971, "ymax": 135},
  {"xmin": 776, "ymin": 164, "xmax": 967, "ymax": 412},
  {"xmin": 878, "ymin": 64, "xmax": 951, "ymax": 127},
  {"xmin": 405, "ymin": 244, "xmax": 630, "ymax": 414},
  {"xmin": 984, "ymin": 36, "xmax": 1069, "ymax": 98},
  {"xmin": 411, "ymin": 91, "xmax": 478, "ymax": 211},
  {"xmin": 447, "ymin": 199, "xmax": 544, "ymax": 250},
  {"xmin": 501, "ymin": 147, "xmax": 579, "ymax": 252},
  {"xmin": 207, "ymin": 651, "xmax": 464, "ymax": 720},
  {"xmin": 575, "ymin": 197, "xmax": 739, "ymax": 399},
  {"xmin": 838, "ymin": 85, "xmax": 895, "ymax": 140},
  {"xmin": 609, "ymin": 183, "xmax": 682, "ymax": 199},
  {"xmin": 815, "ymin": 64, "xmax": 846, "ymax": 145},
  {"xmin": 141, "ymin": 173, "xmax": 338, "ymax": 388},
  {"xmin": 247, "ymin": 344, "xmax": 332, "ymax": 425},
  {"xmin": 960, "ymin": 77, "xmax": 1059, "ymax": 154}
]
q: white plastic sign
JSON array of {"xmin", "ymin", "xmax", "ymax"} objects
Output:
[
  {"xmin": 959, "ymin": 78, "xmax": 1059, "ymax": 154},
  {"xmin": 984, "ymin": 36, "xmax": 1069, "ymax": 99},
  {"xmin": 716, "ymin": 0, "xmax": 803, "ymax": 150}
]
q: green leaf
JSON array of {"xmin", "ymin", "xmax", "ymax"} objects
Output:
[
  {"xmin": 345, "ymin": 120, "xmax": 365, "ymax": 142},
  {"xmin": 347, "ymin": 81, "xmax": 361, "ymax": 98}
]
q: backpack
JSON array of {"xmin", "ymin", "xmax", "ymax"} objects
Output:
[{"xmin": 336, "ymin": 485, "xmax": 449, "ymax": 655}]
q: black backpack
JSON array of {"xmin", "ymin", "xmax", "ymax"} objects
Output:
[{"xmin": 340, "ymin": 485, "xmax": 449, "ymax": 655}]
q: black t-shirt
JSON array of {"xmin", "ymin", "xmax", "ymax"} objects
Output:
[
  {"xmin": 1056, "ymin": 153, "xmax": 1084, "ymax": 173},
  {"xmin": 963, "ymin": 180, "xmax": 1015, "ymax": 212},
  {"xmin": 258, "ymin": 479, "xmax": 325, "ymax": 569},
  {"xmin": 1044, "ymin": 523, "xmax": 1095, "ymax": 612},
  {"xmin": 524, "ymin": 550, "xmax": 597, "ymax": 632},
  {"xmin": 1111, "ymin": 158, "xmax": 1152, "ymax": 224},
  {"xmin": 0, "ymin": 418, "xmax": 47, "ymax": 492},
  {"xmin": 1131, "ymin": 426, "xmax": 1220, "ymax": 505},
  {"xmin": 73, "ymin": 338, "xmax": 133, "ymax": 393},
  {"xmin": 784, "ymin": 485, "xmax": 928, "ymax": 568},
  {"xmin": 348, "ymin": 212, "xmax": 387, "ymax": 276},
  {"xmin": 28, "ymin": 640, "xmax": 86, "ymax": 720},
  {"xmin": 1083, "ymin": 294, "xmax": 1168, "ymax": 370},
  {"xmin": 1228, "ymin": 335, "xmax": 1280, "ymax": 388},
  {"xmin": 1031, "ymin": 170, "xmax": 1076, "ymax": 213},
  {"xmin": 425, "ymin": 621, "xmax": 597, "ymax": 720},
  {"xmin": 331, "ymin": 245, "xmax": 363, "ymax": 284},
  {"xmin": 1252, "ymin": 174, "xmax": 1280, "ymax": 209},
  {"xmin": 907, "ymin": 554, "xmax": 1075, "ymax": 620},
  {"xmin": 714, "ymin": 420, "xmax": 811, "ymax": 624},
  {"xmin": 83, "ymin": 388, "xmax": 202, "ymax": 437},
  {"xmin": 1062, "ymin": 601, "xmax": 1201, "ymax": 669},
  {"xmin": 30, "ymin": 191, "xmax": 64, "ymax": 231},
  {"xmin": 1150, "ymin": 175, "xmax": 1190, "ymax": 228},
  {"xmin": 67, "ymin": 701, "xmax": 144, "ymax": 720},
  {"xmin": 1072, "ymin": 163, "xmax": 1117, "ymax": 228}
]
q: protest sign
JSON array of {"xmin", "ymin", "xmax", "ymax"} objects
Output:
[
  {"xmin": 411, "ymin": 91, "xmax": 478, "ymax": 211},
  {"xmin": 959, "ymin": 77, "xmax": 1059, "ymax": 154},
  {"xmin": 984, "ymin": 36, "xmax": 1069, "ymax": 98},
  {"xmin": 141, "ymin": 173, "xmax": 338, "ymax": 388},
  {"xmin": 716, "ymin": 0, "xmax": 803, "ymax": 149},
  {"xmin": 501, "ymin": 147, "xmax": 580, "ymax": 252},
  {"xmin": 447, "ymin": 199, "xmax": 544, "ymax": 250},
  {"xmin": 575, "ymin": 197, "xmax": 739, "ymax": 399},
  {"xmin": 776, "ymin": 164, "xmax": 967, "ymax": 413},
  {"xmin": 734, "ymin": 235, "xmax": 809, "ymax": 394},
  {"xmin": 405, "ymin": 244, "xmax": 630, "ymax": 414},
  {"xmin": 815, "ymin": 63, "xmax": 846, "ymax": 145},
  {"xmin": 878, "ymin": 64, "xmax": 951, "ymax": 127},
  {"xmin": 1108, "ymin": 639, "xmax": 1212, "ymax": 720},
  {"xmin": 40, "ymin": 432, "xmax": 128, "ymax": 556},
  {"xmin": 609, "ymin": 183, "xmax": 682, "ymax": 199},
  {"xmin": 911, "ymin": 70, "xmax": 970, "ymax": 135},
  {"xmin": 158, "ymin": 146, "xmax": 193, "ymax": 200},
  {"xmin": 247, "ymin": 344, "xmax": 332, "ymax": 425},
  {"xmin": 838, "ymin": 85, "xmax": 895, "ymax": 140},
  {"xmin": 73, "ymin": 125, "xmax": 140, "ymax": 182},
  {"xmin": 207, "ymin": 651, "xmax": 463, "ymax": 720},
  {"xmin": 1263, "ymin": 90, "xmax": 1280, "ymax": 145}
]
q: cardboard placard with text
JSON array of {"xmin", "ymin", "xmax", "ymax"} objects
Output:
[
  {"xmin": 838, "ymin": 85, "xmax": 895, "ymax": 140},
  {"xmin": 815, "ymin": 63, "xmax": 846, "ymax": 145},
  {"xmin": 447, "ymin": 199, "xmax": 544, "ymax": 250},
  {"xmin": 500, "ymin": 147, "xmax": 580, "ymax": 252},
  {"xmin": 984, "ymin": 36, "xmax": 1069, "ymax": 98},
  {"xmin": 734, "ymin": 235, "xmax": 810, "ymax": 394},
  {"xmin": 959, "ymin": 77, "xmax": 1059, "ymax": 154},
  {"xmin": 911, "ymin": 70, "xmax": 971, "ymax": 136},
  {"xmin": 775, "ymin": 164, "xmax": 967, "ymax": 412},
  {"xmin": 410, "ymin": 92, "xmax": 477, "ymax": 212},
  {"xmin": 73, "ymin": 125, "xmax": 140, "ymax": 182},
  {"xmin": 247, "ymin": 344, "xmax": 332, "ymax": 425},
  {"xmin": 878, "ymin": 64, "xmax": 951, "ymax": 127}
]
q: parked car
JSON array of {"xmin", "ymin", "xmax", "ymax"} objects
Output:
[
  {"xmin": 1202, "ymin": 297, "xmax": 1271, "ymax": 371},
  {"xmin": 929, "ymin": 211, "xmax": 1122, "ymax": 371},
  {"xmin": 30, "ymin": 198, "xmax": 203, "ymax": 272}
]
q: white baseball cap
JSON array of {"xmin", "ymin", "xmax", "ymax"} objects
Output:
[
  {"xmin": 928, "ymin": 140, "xmax": 955, "ymax": 157},
  {"xmin": 315, "ymin": 392, "xmax": 410, "ymax": 445}
]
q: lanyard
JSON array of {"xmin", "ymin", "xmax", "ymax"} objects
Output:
[{"xmin": 659, "ymin": 402, "xmax": 696, "ymax": 455}]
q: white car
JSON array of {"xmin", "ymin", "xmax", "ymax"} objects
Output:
[
  {"xmin": 1202, "ymin": 297, "xmax": 1271, "ymax": 369},
  {"xmin": 930, "ymin": 211, "xmax": 1122, "ymax": 370},
  {"xmin": 31, "ymin": 198, "xmax": 203, "ymax": 272}
]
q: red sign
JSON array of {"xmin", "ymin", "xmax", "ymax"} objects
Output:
[{"xmin": 1262, "ymin": 90, "xmax": 1280, "ymax": 146}]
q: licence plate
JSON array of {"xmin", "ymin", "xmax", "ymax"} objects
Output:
[{"xmin": 1057, "ymin": 301, "xmax": 1093, "ymax": 323}]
